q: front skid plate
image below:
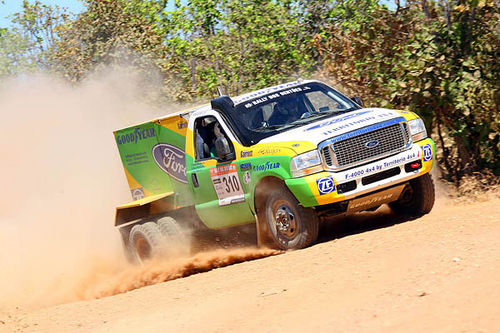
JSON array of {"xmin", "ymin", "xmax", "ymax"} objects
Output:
[{"xmin": 346, "ymin": 184, "xmax": 405, "ymax": 213}]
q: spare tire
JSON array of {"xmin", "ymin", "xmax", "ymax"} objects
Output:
[{"xmin": 129, "ymin": 222, "xmax": 163, "ymax": 263}]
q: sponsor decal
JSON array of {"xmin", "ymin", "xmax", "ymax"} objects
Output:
[
  {"xmin": 240, "ymin": 150, "xmax": 253, "ymax": 158},
  {"xmin": 304, "ymin": 111, "xmax": 370, "ymax": 132},
  {"xmin": 209, "ymin": 163, "xmax": 245, "ymax": 206},
  {"xmin": 292, "ymin": 143, "xmax": 300, "ymax": 147},
  {"xmin": 347, "ymin": 185, "xmax": 404, "ymax": 213},
  {"xmin": 152, "ymin": 143, "xmax": 188, "ymax": 183},
  {"xmin": 243, "ymin": 171, "xmax": 251, "ymax": 184},
  {"xmin": 317, "ymin": 176, "xmax": 335, "ymax": 195},
  {"xmin": 116, "ymin": 127, "xmax": 155, "ymax": 145},
  {"xmin": 131, "ymin": 188, "xmax": 145, "ymax": 200},
  {"xmin": 177, "ymin": 121, "xmax": 188, "ymax": 129},
  {"xmin": 124, "ymin": 152, "xmax": 149, "ymax": 166},
  {"xmin": 365, "ymin": 139, "xmax": 379, "ymax": 148},
  {"xmin": 192, "ymin": 162, "xmax": 204, "ymax": 170},
  {"xmin": 253, "ymin": 162, "xmax": 280, "ymax": 172},
  {"xmin": 258, "ymin": 147, "xmax": 281, "ymax": 155},
  {"xmin": 305, "ymin": 111, "xmax": 400, "ymax": 137},
  {"xmin": 240, "ymin": 162, "xmax": 252, "ymax": 171},
  {"xmin": 242, "ymin": 86, "xmax": 312, "ymax": 109},
  {"xmin": 343, "ymin": 150, "xmax": 420, "ymax": 180},
  {"xmin": 422, "ymin": 144, "xmax": 433, "ymax": 162},
  {"xmin": 349, "ymin": 193, "xmax": 396, "ymax": 210},
  {"xmin": 234, "ymin": 81, "xmax": 304, "ymax": 105}
]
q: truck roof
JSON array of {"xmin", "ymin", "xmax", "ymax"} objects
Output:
[
  {"xmin": 230, "ymin": 79, "xmax": 316, "ymax": 106},
  {"xmin": 114, "ymin": 79, "xmax": 317, "ymax": 132}
]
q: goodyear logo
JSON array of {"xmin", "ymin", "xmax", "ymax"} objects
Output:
[
  {"xmin": 116, "ymin": 127, "xmax": 155, "ymax": 145},
  {"xmin": 253, "ymin": 162, "xmax": 280, "ymax": 172}
]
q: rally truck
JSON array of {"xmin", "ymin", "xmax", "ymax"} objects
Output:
[{"xmin": 114, "ymin": 80, "xmax": 435, "ymax": 261}]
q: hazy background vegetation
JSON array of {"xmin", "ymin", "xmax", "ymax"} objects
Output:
[{"xmin": 0, "ymin": 0, "xmax": 498, "ymax": 185}]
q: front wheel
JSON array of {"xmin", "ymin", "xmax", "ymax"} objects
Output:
[
  {"xmin": 389, "ymin": 173, "xmax": 435, "ymax": 217},
  {"xmin": 262, "ymin": 187, "xmax": 319, "ymax": 250}
]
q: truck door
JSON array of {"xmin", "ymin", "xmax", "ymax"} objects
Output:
[{"xmin": 187, "ymin": 114, "xmax": 255, "ymax": 229}]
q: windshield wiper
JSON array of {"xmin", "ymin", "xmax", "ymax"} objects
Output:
[{"xmin": 254, "ymin": 124, "xmax": 292, "ymax": 131}]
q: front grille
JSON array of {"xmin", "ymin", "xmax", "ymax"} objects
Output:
[{"xmin": 321, "ymin": 122, "xmax": 410, "ymax": 169}]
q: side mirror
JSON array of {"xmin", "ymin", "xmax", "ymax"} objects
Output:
[
  {"xmin": 351, "ymin": 96, "xmax": 363, "ymax": 107},
  {"xmin": 215, "ymin": 137, "xmax": 235, "ymax": 161}
]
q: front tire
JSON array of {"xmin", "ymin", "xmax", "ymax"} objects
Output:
[
  {"xmin": 390, "ymin": 173, "xmax": 435, "ymax": 217},
  {"xmin": 262, "ymin": 187, "xmax": 319, "ymax": 250}
]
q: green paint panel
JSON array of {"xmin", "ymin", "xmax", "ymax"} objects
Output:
[
  {"xmin": 285, "ymin": 177, "xmax": 319, "ymax": 207},
  {"xmin": 115, "ymin": 122, "xmax": 194, "ymax": 206}
]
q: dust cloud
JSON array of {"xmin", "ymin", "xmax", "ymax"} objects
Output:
[
  {"xmin": 78, "ymin": 248, "xmax": 282, "ymax": 299},
  {"xmin": 0, "ymin": 70, "xmax": 276, "ymax": 312},
  {"xmin": 0, "ymin": 70, "xmax": 155, "ymax": 310}
]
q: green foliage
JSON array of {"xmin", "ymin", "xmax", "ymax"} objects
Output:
[
  {"xmin": 160, "ymin": 0, "xmax": 311, "ymax": 99},
  {"xmin": 50, "ymin": 0, "xmax": 165, "ymax": 81},
  {"xmin": 0, "ymin": 29, "xmax": 36, "ymax": 76},
  {"xmin": 315, "ymin": 0, "xmax": 499, "ymax": 181},
  {"xmin": 11, "ymin": 0, "xmax": 70, "ymax": 70}
]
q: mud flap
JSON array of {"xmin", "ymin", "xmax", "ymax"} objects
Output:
[{"xmin": 347, "ymin": 184, "xmax": 405, "ymax": 213}]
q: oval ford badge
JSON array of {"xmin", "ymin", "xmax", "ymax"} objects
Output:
[
  {"xmin": 365, "ymin": 140, "xmax": 379, "ymax": 148},
  {"xmin": 152, "ymin": 143, "xmax": 188, "ymax": 183}
]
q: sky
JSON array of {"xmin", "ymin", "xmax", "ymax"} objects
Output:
[
  {"xmin": 0, "ymin": 0, "xmax": 84, "ymax": 27},
  {"xmin": 1, "ymin": 0, "xmax": 401, "ymax": 29}
]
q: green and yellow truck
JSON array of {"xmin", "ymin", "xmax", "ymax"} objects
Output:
[{"xmin": 114, "ymin": 80, "xmax": 435, "ymax": 261}]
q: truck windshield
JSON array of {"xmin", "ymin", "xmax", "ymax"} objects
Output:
[{"xmin": 227, "ymin": 82, "xmax": 360, "ymax": 145}]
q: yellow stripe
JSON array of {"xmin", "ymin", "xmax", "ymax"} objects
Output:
[
  {"xmin": 116, "ymin": 192, "xmax": 174, "ymax": 209},
  {"xmin": 123, "ymin": 168, "xmax": 154, "ymax": 196}
]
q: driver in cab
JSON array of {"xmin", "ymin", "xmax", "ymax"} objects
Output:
[{"xmin": 268, "ymin": 97, "xmax": 306, "ymax": 126}]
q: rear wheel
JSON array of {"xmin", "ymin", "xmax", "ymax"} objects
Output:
[
  {"xmin": 390, "ymin": 173, "xmax": 435, "ymax": 217},
  {"xmin": 157, "ymin": 216, "xmax": 191, "ymax": 257},
  {"xmin": 262, "ymin": 187, "xmax": 319, "ymax": 250},
  {"xmin": 129, "ymin": 222, "xmax": 163, "ymax": 263}
]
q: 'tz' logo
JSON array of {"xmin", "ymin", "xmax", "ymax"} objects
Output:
[
  {"xmin": 316, "ymin": 176, "xmax": 335, "ymax": 195},
  {"xmin": 422, "ymin": 144, "xmax": 433, "ymax": 162}
]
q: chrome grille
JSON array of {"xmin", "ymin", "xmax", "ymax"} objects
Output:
[{"xmin": 321, "ymin": 122, "xmax": 410, "ymax": 169}]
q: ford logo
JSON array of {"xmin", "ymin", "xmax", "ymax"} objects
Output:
[
  {"xmin": 365, "ymin": 140, "xmax": 379, "ymax": 148},
  {"xmin": 152, "ymin": 143, "xmax": 188, "ymax": 183}
]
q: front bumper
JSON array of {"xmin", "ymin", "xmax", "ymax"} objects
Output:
[{"xmin": 285, "ymin": 138, "xmax": 435, "ymax": 207}]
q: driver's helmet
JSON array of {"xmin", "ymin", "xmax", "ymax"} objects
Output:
[{"xmin": 275, "ymin": 96, "xmax": 299, "ymax": 117}]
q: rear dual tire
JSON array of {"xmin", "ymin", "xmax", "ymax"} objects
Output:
[{"xmin": 128, "ymin": 217, "xmax": 189, "ymax": 263}]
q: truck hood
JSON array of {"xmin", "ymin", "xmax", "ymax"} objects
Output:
[{"xmin": 259, "ymin": 108, "xmax": 405, "ymax": 147}]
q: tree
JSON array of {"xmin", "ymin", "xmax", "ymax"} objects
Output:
[
  {"xmin": 50, "ymin": 0, "xmax": 165, "ymax": 81},
  {"xmin": 314, "ymin": 0, "xmax": 499, "ymax": 181}
]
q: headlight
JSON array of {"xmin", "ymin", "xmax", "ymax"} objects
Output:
[
  {"xmin": 408, "ymin": 118, "xmax": 427, "ymax": 142},
  {"xmin": 290, "ymin": 150, "xmax": 323, "ymax": 178}
]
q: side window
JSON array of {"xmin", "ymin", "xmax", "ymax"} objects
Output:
[{"xmin": 194, "ymin": 116, "xmax": 233, "ymax": 160}]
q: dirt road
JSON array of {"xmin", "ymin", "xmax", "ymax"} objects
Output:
[{"xmin": 3, "ymin": 196, "xmax": 500, "ymax": 333}]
